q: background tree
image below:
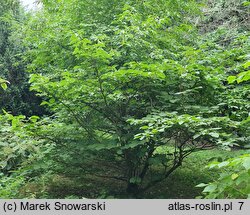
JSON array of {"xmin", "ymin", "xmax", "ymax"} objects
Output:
[
  {"xmin": 24, "ymin": 0, "xmax": 248, "ymax": 197},
  {"xmin": 198, "ymin": 71, "xmax": 250, "ymax": 199},
  {"xmin": 196, "ymin": 0, "xmax": 250, "ymax": 199},
  {"xmin": 0, "ymin": 0, "xmax": 44, "ymax": 116}
]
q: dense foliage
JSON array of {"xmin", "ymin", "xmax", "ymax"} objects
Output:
[
  {"xmin": 0, "ymin": 0, "xmax": 249, "ymax": 198},
  {"xmin": 0, "ymin": 0, "xmax": 44, "ymax": 115}
]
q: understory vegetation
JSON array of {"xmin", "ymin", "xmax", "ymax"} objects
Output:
[{"xmin": 0, "ymin": 0, "xmax": 249, "ymax": 199}]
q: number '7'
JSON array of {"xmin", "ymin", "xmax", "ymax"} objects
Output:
[{"xmin": 238, "ymin": 202, "xmax": 244, "ymax": 210}]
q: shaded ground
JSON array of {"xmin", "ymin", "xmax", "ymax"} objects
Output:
[{"xmin": 28, "ymin": 149, "xmax": 246, "ymax": 199}]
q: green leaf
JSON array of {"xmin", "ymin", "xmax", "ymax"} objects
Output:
[
  {"xmin": 243, "ymin": 157, "xmax": 250, "ymax": 170},
  {"xmin": 235, "ymin": 172, "xmax": 249, "ymax": 185},
  {"xmin": 237, "ymin": 71, "xmax": 250, "ymax": 83},
  {"xmin": 231, "ymin": 173, "xmax": 239, "ymax": 180},
  {"xmin": 243, "ymin": 1, "xmax": 250, "ymax": 7},
  {"xmin": 140, "ymin": 125, "xmax": 149, "ymax": 130},
  {"xmin": 227, "ymin": 76, "xmax": 236, "ymax": 84},
  {"xmin": 217, "ymin": 161, "xmax": 229, "ymax": 168},
  {"xmin": 196, "ymin": 183, "xmax": 208, "ymax": 188},
  {"xmin": 193, "ymin": 133, "xmax": 201, "ymax": 139},
  {"xmin": 209, "ymin": 132, "xmax": 219, "ymax": 138},
  {"xmin": 203, "ymin": 184, "xmax": 217, "ymax": 193},
  {"xmin": 1, "ymin": 83, "xmax": 7, "ymax": 90},
  {"xmin": 29, "ymin": 116, "xmax": 40, "ymax": 123},
  {"xmin": 243, "ymin": 61, "xmax": 250, "ymax": 68}
]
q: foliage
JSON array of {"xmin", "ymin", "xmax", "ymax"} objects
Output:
[
  {"xmin": 0, "ymin": 0, "xmax": 44, "ymax": 115},
  {"xmin": 146, "ymin": 149, "xmax": 246, "ymax": 199},
  {"xmin": 0, "ymin": 0, "xmax": 249, "ymax": 198},
  {"xmin": 197, "ymin": 53, "xmax": 250, "ymax": 199},
  {"xmin": 228, "ymin": 61, "xmax": 250, "ymax": 84},
  {"xmin": 21, "ymin": 0, "xmax": 249, "ymax": 198},
  {"xmin": 0, "ymin": 77, "xmax": 9, "ymax": 90},
  {"xmin": 197, "ymin": 152, "xmax": 250, "ymax": 199},
  {"xmin": 0, "ymin": 112, "xmax": 51, "ymax": 198},
  {"xmin": 0, "ymin": 113, "xmax": 38, "ymax": 173}
]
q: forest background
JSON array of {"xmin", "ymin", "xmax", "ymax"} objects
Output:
[{"xmin": 0, "ymin": 0, "xmax": 249, "ymax": 199}]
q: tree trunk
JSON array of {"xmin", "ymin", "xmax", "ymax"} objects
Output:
[{"xmin": 126, "ymin": 182, "xmax": 140, "ymax": 198}]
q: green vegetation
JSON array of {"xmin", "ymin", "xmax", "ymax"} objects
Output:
[
  {"xmin": 0, "ymin": 0, "xmax": 44, "ymax": 115},
  {"xmin": 0, "ymin": 0, "xmax": 249, "ymax": 199}
]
